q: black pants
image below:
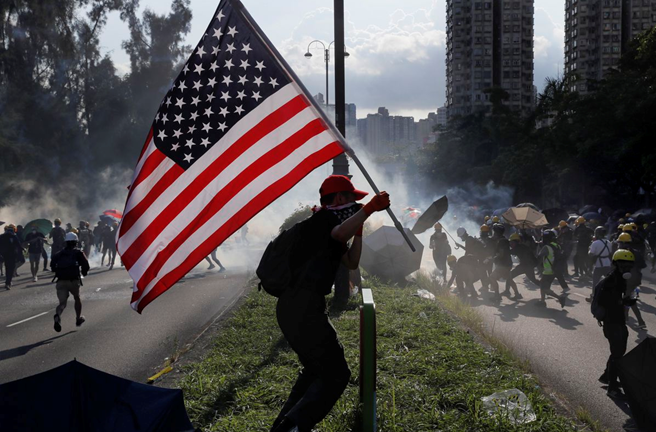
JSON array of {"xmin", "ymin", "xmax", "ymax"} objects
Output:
[
  {"xmin": 489, "ymin": 266, "xmax": 518, "ymax": 296},
  {"xmin": 4, "ymin": 258, "xmax": 15, "ymax": 287},
  {"xmin": 603, "ymin": 323, "xmax": 628, "ymax": 390},
  {"xmin": 274, "ymin": 289, "xmax": 351, "ymax": 432},
  {"xmin": 511, "ymin": 264, "xmax": 539, "ymax": 286},
  {"xmin": 432, "ymin": 252, "xmax": 446, "ymax": 278}
]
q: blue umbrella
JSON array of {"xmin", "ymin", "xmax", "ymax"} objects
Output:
[{"xmin": 582, "ymin": 212, "xmax": 603, "ymax": 221}]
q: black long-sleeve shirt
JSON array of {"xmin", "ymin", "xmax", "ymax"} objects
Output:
[{"xmin": 596, "ymin": 270, "xmax": 632, "ymax": 324}]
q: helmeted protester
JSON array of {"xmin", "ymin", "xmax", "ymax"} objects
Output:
[
  {"xmin": 100, "ymin": 222, "xmax": 116, "ymax": 268},
  {"xmin": 446, "ymin": 254, "xmax": 479, "ymax": 298},
  {"xmin": 509, "ymin": 233, "xmax": 539, "ymax": 288},
  {"xmin": 488, "ymin": 224, "xmax": 520, "ymax": 300},
  {"xmin": 479, "ymin": 224, "xmax": 495, "ymax": 280},
  {"xmin": 51, "ymin": 232, "xmax": 90, "ymax": 332},
  {"xmin": 614, "ymin": 233, "xmax": 647, "ymax": 330},
  {"xmin": 587, "ymin": 226, "xmax": 613, "ymax": 302},
  {"xmin": 557, "ymin": 220, "xmax": 574, "ymax": 276},
  {"xmin": 574, "ymin": 217, "xmax": 593, "ymax": 277},
  {"xmin": 270, "ymin": 175, "xmax": 390, "ymax": 432},
  {"xmin": 24, "ymin": 225, "xmax": 46, "ymax": 282},
  {"xmin": 0, "ymin": 224, "xmax": 22, "ymax": 289},
  {"xmin": 455, "ymin": 227, "xmax": 490, "ymax": 292},
  {"xmin": 429, "ymin": 222, "xmax": 451, "ymax": 280},
  {"xmin": 537, "ymin": 230, "xmax": 568, "ymax": 308},
  {"xmin": 93, "ymin": 221, "xmax": 104, "ymax": 252},
  {"xmin": 594, "ymin": 249, "xmax": 637, "ymax": 400},
  {"xmin": 49, "ymin": 218, "xmax": 66, "ymax": 258},
  {"xmin": 77, "ymin": 221, "xmax": 92, "ymax": 257}
]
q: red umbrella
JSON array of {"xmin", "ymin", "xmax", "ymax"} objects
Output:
[{"xmin": 103, "ymin": 209, "xmax": 123, "ymax": 219}]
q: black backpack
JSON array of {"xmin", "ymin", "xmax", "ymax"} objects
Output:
[
  {"xmin": 590, "ymin": 278, "xmax": 608, "ymax": 322},
  {"xmin": 256, "ymin": 221, "xmax": 307, "ymax": 297},
  {"xmin": 551, "ymin": 243, "xmax": 567, "ymax": 272},
  {"xmin": 54, "ymin": 249, "xmax": 80, "ymax": 281}
]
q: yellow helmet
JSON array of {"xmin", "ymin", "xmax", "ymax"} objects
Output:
[
  {"xmin": 630, "ymin": 223, "xmax": 638, "ymax": 231},
  {"xmin": 492, "ymin": 216, "xmax": 500, "ymax": 223},
  {"xmin": 434, "ymin": 222, "xmax": 442, "ymax": 230},
  {"xmin": 484, "ymin": 215, "xmax": 490, "ymax": 222},
  {"xmin": 613, "ymin": 249, "xmax": 635, "ymax": 262},
  {"xmin": 576, "ymin": 216, "xmax": 586, "ymax": 225},
  {"xmin": 617, "ymin": 233, "xmax": 632, "ymax": 243},
  {"xmin": 509, "ymin": 233, "xmax": 521, "ymax": 241},
  {"xmin": 559, "ymin": 220, "xmax": 568, "ymax": 228},
  {"xmin": 480, "ymin": 224, "xmax": 490, "ymax": 233},
  {"xmin": 5, "ymin": 224, "xmax": 16, "ymax": 232},
  {"xmin": 447, "ymin": 255, "xmax": 457, "ymax": 263},
  {"xmin": 644, "ymin": 224, "xmax": 649, "ymax": 230},
  {"xmin": 622, "ymin": 224, "xmax": 634, "ymax": 232}
]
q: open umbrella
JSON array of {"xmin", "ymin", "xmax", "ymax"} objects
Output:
[
  {"xmin": 502, "ymin": 207, "xmax": 549, "ymax": 229},
  {"xmin": 103, "ymin": 209, "xmax": 123, "ymax": 219},
  {"xmin": 361, "ymin": 226, "xmax": 423, "ymax": 282},
  {"xmin": 579, "ymin": 204, "xmax": 598, "ymax": 215},
  {"xmin": 618, "ymin": 338, "xmax": 656, "ymax": 432},
  {"xmin": 516, "ymin": 202, "xmax": 540, "ymax": 211},
  {"xmin": 0, "ymin": 359, "xmax": 194, "ymax": 432},
  {"xmin": 23, "ymin": 219, "xmax": 54, "ymax": 237},
  {"xmin": 411, "ymin": 196, "xmax": 449, "ymax": 235},
  {"xmin": 492, "ymin": 207, "xmax": 509, "ymax": 217},
  {"xmin": 582, "ymin": 212, "xmax": 603, "ymax": 222}
]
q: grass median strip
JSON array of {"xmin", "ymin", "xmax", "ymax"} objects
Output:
[{"xmin": 179, "ymin": 277, "xmax": 579, "ymax": 431}]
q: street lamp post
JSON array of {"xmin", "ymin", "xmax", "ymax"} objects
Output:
[{"xmin": 305, "ymin": 40, "xmax": 350, "ymax": 106}]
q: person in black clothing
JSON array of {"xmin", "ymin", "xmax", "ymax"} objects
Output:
[
  {"xmin": 270, "ymin": 175, "xmax": 390, "ymax": 432},
  {"xmin": 446, "ymin": 254, "xmax": 479, "ymax": 298},
  {"xmin": 574, "ymin": 218, "xmax": 593, "ymax": 277},
  {"xmin": 24, "ymin": 227, "xmax": 46, "ymax": 282},
  {"xmin": 51, "ymin": 232, "xmax": 90, "ymax": 332},
  {"xmin": 49, "ymin": 218, "xmax": 66, "ymax": 258},
  {"xmin": 595, "ymin": 249, "xmax": 637, "ymax": 400},
  {"xmin": 557, "ymin": 221, "xmax": 574, "ymax": 276},
  {"xmin": 0, "ymin": 225, "xmax": 22, "ymax": 289},
  {"xmin": 429, "ymin": 223, "xmax": 450, "ymax": 280},
  {"xmin": 455, "ymin": 227, "xmax": 490, "ymax": 292},
  {"xmin": 509, "ymin": 233, "xmax": 539, "ymax": 287},
  {"xmin": 488, "ymin": 224, "xmax": 520, "ymax": 300},
  {"xmin": 101, "ymin": 223, "xmax": 118, "ymax": 268}
]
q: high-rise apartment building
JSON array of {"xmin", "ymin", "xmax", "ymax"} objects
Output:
[
  {"xmin": 445, "ymin": 0, "xmax": 535, "ymax": 119},
  {"xmin": 565, "ymin": 0, "xmax": 656, "ymax": 93}
]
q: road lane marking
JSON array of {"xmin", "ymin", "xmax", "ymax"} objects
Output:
[
  {"xmin": 96, "ymin": 287, "xmax": 102, "ymax": 292},
  {"xmin": 7, "ymin": 311, "xmax": 50, "ymax": 328}
]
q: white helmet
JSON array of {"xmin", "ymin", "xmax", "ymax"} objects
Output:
[
  {"xmin": 65, "ymin": 232, "xmax": 78, "ymax": 242},
  {"xmin": 456, "ymin": 227, "xmax": 467, "ymax": 238}
]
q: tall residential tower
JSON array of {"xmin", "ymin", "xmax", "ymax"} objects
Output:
[
  {"xmin": 564, "ymin": 0, "xmax": 656, "ymax": 93},
  {"xmin": 445, "ymin": 0, "xmax": 535, "ymax": 119}
]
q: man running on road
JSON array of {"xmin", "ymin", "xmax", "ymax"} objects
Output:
[{"xmin": 51, "ymin": 232, "xmax": 90, "ymax": 332}]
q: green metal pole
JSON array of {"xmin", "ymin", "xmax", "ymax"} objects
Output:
[{"xmin": 360, "ymin": 288, "xmax": 377, "ymax": 431}]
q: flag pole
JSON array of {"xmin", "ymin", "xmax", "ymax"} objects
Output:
[{"xmin": 233, "ymin": 0, "xmax": 416, "ymax": 252}]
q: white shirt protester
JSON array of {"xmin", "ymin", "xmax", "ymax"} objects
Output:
[{"xmin": 589, "ymin": 239, "xmax": 613, "ymax": 269}]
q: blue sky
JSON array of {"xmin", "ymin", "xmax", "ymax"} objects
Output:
[{"xmin": 99, "ymin": 0, "xmax": 565, "ymax": 119}]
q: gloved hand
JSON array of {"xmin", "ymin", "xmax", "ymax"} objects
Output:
[{"xmin": 363, "ymin": 191, "xmax": 390, "ymax": 216}]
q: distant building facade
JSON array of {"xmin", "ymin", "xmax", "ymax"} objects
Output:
[
  {"xmin": 445, "ymin": 0, "xmax": 535, "ymax": 119},
  {"xmin": 564, "ymin": 0, "xmax": 656, "ymax": 93}
]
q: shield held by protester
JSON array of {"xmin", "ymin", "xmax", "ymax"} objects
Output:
[
  {"xmin": 360, "ymin": 226, "xmax": 424, "ymax": 282},
  {"xmin": 502, "ymin": 207, "xmax": 549, "ymax": 229},
  {"xmin": 617, "ymin": 337, "xmax": 656, "ymax": 432},
  {"xmin": 411, "ymin": 196, "xmax": 449, "ymax": 235},
  {"xmin": 0, "ymin": 360, "xmax": 194, "ymax": 432}
]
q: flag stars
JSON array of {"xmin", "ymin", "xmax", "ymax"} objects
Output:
[
  {"xmin": 220, "ymin": 91, "xmax": 231, "ymax": 102},
  {"xmin": 207, "ymin": 77, "xmax": 218, "ymax": 88},
  {"xmin": 269, "ymin": 77, "xmax": 279, "ymax": 88},
  {"xmin": 177, "ymin": 80, "xmax": 187, "ymax": 92},
  {"xmin": 185, "ymin": 138, "xmax": 196, "ymax": 149},
  {"xmin": 157, "ymin": 130, "xmax": 167, "ymax": 141},
  {"xmin": 216, "ymin": 9, "xmax": 225, "ymax": 22},
  {"xmin": 171, "ymin": 143, "xmax": 180, "ymax": 151},
  {"xmin": 255, "ymin": 61, "xmax": 266, "ymax": 72},
  {"xmin": 175, "ymin": 98, "xmax": 185, "ymax": 108},
  {"xmin": 209, "ymin": 61, "xmax": 220, "ymax": 73},
  {"xmin": 222, "ymin": 75, "xmax": 233, "ymax": 86},
  {"xmin": 204, "ymin": 107, "xmax": 214, "ymax": 117},
  {"xmin": 235, "ymin": 105, "xmax": 245, "ymax": 115},
  {"xmin": 183, "ymin": 153, "xmax": 194, "ymax": 163},
  {"xmin": 182, "ymin": 64, "xmax": 189, "ymax": 74},
  {"xmin": 236, "ymin": 90, "xmax": 246, "ymax": 100},
  {"xmin": 160, "ymin": 113, "xmax": 169, "ymax": 124},
  {"xmin": 251, "ymin": 91, "xmax": 262, "ymax": 102},
  {"xmin": 202, "ymin": 122, "xmax": 212, "ymax": 133},
  {"xmin": 173, "ymin": 129, "xmax": 183, "ymax": 138},
  {"xmin": 241, "ymin": 43, "xmax": 252, "ymax": 55},
  {"xmin": 218, "ymin": 122, "xmax": 227, "ymax": 132},
  {"xmin": 211, "ymin": 45, "xmax": 220, "ymax": 56},
  {"xmin": 253, "ymin": 76, "xmax": 264, "ymax": 87},
  {"xmin": 196, "ymin": 46, "xmax": 206, "ymax": 57},
  {"xmin": 226, "ymin": 43, "xmax": 236, "ymax": 54},
  {"xmin": 188, "ymin": 124, "xmax": 197, "ymax": 134},
  {"xmin": 212, "ymin": 28, "xmax": 224, "ymax": 40},
  {"xmin": 190, "ymin": 111, "xmax": 200, "ymax": 121},
  {"xmin": 206, "ymin": 93, "xmax": 216, "ymax": 103},
  {"xmin": 174, "ymin": 113, "xmax": 184, "ymax": 124},
  {"xmin": 219, "ymin": 107, "xmax": 229, "ymax": 117},
  {"xmin": 191, "ymin": 96, "xmax": 201, "ymax": 106},
  {"xmin": 227, "ymin": 26, "xmax": 238, "ymax": 37},
  {"xmin": 165, "ymin": 97, "xmax": 172, "ymax": 107},
  {"xmin": 193, "ymin": 80, "xmax": 202, "ymax": 91},
  {"xmin": 200, "ymin": 137, "xmax": 211, "ymax": 148},
  {"xmin": 224, "ymin": 58, "xmax": 234, "ymax": 70},
  {"xmin": 239, "ymin": 59, "xmax": 250, "ymax": 70},
  {"xmin": 194, "ymin": 63, "xmax": 205, "ymax": 74},
  {"xmin": 238, "ymin": 75, "xmax": 248, "ymax": 85}
]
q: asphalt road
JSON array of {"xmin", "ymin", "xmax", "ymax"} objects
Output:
[
  {"xmin": 0, "ymin": 260, "xmax": 252, "ymax": 386},
  {"xmin": 464, "ymin": 265, "xmax": 656, "ymax": 432}
]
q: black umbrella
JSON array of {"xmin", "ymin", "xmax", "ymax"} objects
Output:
[
  {"xmin": 618, "ymin": 338, "xmax": 656, "ymax": 432},
  {"xmin": 579, "ymin": 204, "xmax": 598, "ymax": 215},
  {"xmin": 361, "ymin": 226, "xmax": 424, "ymax": 282},
  {"xmin": 411, "ymin": 196, "xmax": 449, "ymax": 235},
  {"xmin": 516, "ymin": 202, "xmax": 540, "ymax": 211},
  {"xmin": 0, "ymin": 360, "xmax": 194, "ymax": 432}
]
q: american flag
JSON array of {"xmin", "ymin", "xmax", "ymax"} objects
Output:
[{"xmin": 118, "ymin": 0, "xmax": 345, "ymax": 312}]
